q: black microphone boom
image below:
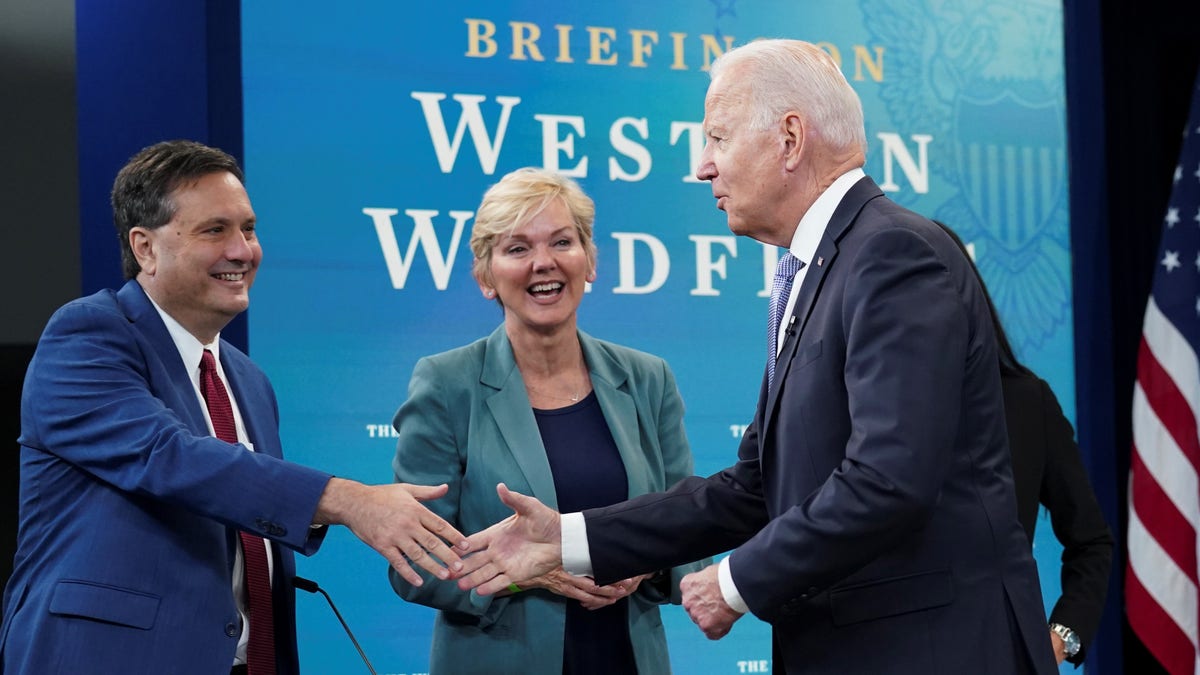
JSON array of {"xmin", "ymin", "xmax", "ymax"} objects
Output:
[{"xmin": 293, "ymin": 576, "xmax": 378, "ymax": 675}]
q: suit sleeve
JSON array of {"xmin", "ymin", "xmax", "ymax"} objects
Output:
[
  {"xmin": 389, "ymin": 356, "xmax": 511, "ymax": 627},
  {"xmin": 587, "ymin": 412, "xmax": 771, "ymax": 585},
  {"xmin": 1036, "ymin": 378, "xmax": 1113, "ymax": 664},
  {"xmin": 729, "ymin": 227, "xmax": 968, "ymax": 619},
  {"xmin": 633, "ymin": 359, "xmax": 714, "ymax": 605},
  {"xmin": 21, "ymin": 299, "xmax": 331, "ymax": 553}
]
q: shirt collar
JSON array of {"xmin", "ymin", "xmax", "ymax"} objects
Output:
[
  {"xmin": 143, "ymin": 288, "xmax": 221, "ymax": 383},
  {"xmin": 787, "ymin": 167, "xmax": 866, "ymax": 262}
]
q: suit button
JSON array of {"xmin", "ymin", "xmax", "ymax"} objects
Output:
[{"xmin": 225, "ymin": 622, "xmax": 239, "ymax": 637}]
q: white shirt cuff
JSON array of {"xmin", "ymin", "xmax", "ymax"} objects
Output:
[
  {"xmin": 560, "ymin": 512, "xmax": 593, "ymax": 577},
  {"xmin": 718, "ymin": 556, "xmax": 749, "ymax": 614}
]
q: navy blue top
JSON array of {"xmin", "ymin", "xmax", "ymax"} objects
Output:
[{"xmin": 534, "ymin": 392, "xmax": 637, "ymax": 674}]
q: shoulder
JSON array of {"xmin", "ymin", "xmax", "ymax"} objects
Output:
[
  {"xmin": 417, "ymin": 335, "xmax": 490, "ymax": 372},
  {"xmin": 850, "ymin": 206, "xmax": 956, "ymax": 261},
  {"xmin": 1002, "ymin": 372, "xmax": 1058, "ymax": 406},
  {"xmin": 217, "ymin": 339, "xmax": 268, "ymax": 380},
  {"xmin": 580, "ymin": 332, "xmax": 673, "ymax": 384},
  {"xmin": 43, "ymin": 289, "xmax": 124, "ymax": 331},
  {"xmin": 587, "ymin": 333, "xmax": 666, "ymax": 365}
]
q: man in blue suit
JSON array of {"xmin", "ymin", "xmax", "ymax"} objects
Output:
[
  {"xmin": 0, "ymin": 140, "xmax": 467, "ymax": 675},
  {"xmin": 456, "ymin": 40, "xmax": 1057, "ymax": 673}
]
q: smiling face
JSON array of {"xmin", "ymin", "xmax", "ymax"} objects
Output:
[
  {"xmin": 696, "ymin": 72, "xmax": 796, "ymax": 247},
  {"xmin": 478, "ymin": 198, "xmax": 595, "ymax": 339},
  {"xmin": 131, "ymin": 171, "xmax": 261, "ymax": 343}
]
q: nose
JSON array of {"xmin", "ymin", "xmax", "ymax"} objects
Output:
[
  {"xmin": 531, "ymin": 243, "xmax": 557, "ymax": 272},
  {"xmin": 225, "ymin": 229, "xmax": 255, "ymax": 262},
  {"xmin": 696, "ymin": 143, "xmax": 716, "ymax": 182}
]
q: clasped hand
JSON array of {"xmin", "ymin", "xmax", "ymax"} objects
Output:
[
  {"xmin": 515, "ymin": 568, "xmax": 647, "ymax": 609},
  {"xmin": 456, "ymin": 483, "xmax": 744, "ymax": 639}
]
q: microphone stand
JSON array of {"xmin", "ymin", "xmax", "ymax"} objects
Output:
[{"xmin": 293, "ymin": 576, "xmax": 378, "ymax": 675}]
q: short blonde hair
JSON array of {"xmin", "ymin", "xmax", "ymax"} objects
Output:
[{"xmin": 470, "ymin": 167, "xmax": 597, "ymax": 284}]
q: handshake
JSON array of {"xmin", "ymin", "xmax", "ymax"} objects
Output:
[{"xmin": 384, "ymin": 481, "xmax": 744, "ymax": 640}]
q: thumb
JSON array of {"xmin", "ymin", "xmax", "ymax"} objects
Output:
[
  {"xmin": 496, "ymin": 482, "xmax": 539, "ymax": 515},
  {"xmin": 403, "ymin": 482, "xmax": 450, "ymax": 501}
]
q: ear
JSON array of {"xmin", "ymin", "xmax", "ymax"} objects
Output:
[
  {"xmin": 781, "ymin": 112, "xmax": 805, "ymax": 172},
  {"xmin": 473, "ymin": 267, "xmax": 497, "ymax": 300},
  {"xmin": 129, "ymin": 227, "xmax": 157, "ymax": 276}
]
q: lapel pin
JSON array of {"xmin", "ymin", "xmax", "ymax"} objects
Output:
[{"xmin": 817, "ymin": 256, "xmax": 824, "ymax": 267}]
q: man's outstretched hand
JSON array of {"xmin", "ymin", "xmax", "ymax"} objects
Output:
[
  {"xmin": 314, "ymin": 478, "xmax": 468, "ymax": 587},
  {"xmin": 456, "ymin": 483, "xmax": 564, "ymax": 595}
]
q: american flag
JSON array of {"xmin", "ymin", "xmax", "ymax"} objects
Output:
[{"xmin": 1128, "ymin": 72, "xmax": 1200, "ymax": 675}]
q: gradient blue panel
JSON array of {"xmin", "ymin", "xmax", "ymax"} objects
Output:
[{"xmin": 242, "ymin": 1, "xmax": 1072, "ymax": 672}]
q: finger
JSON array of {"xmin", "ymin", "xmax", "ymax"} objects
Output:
[
  {"xmin": 462, "ymin": 528, "xmax": 493, "ymax": 554},
  {"xmin": 496, "ymin": 482, "xmax": 541, "ymax": 517},
  {"xmin": 415, "ymin": 515, "xmax": 469, "ymax": 562},
  {"xmin": 456, "ymin": 550, "xmax": 495, "ymax": 578},
  {"xmin": 388, "ymin": 552, "xmax": 423, "ymax": 587},
  {"xmin": 418, "ymin": 506, "xmax": 466, "ymax": 539},
  {"xmin": 402, "ymin": 482, "xmax": 450, "ymax": 501},
  {"xmin": 456, "ymin": 559, "xmax": 501, "ymax": 592},
  {"xmin": 580, "ymin": 595, "xmax": 619, "ymax": 610},
  {"xmin": 590, "ymin": 583, "xmax": 626, "ymax": 598},
  {"xmin": 419, "ymin": 537, "xmax": 465, "ymax": 575},
  {"xmin": 402, "ymin": 540, "xmax": 455, "ymax": 580},
  {"xmin": 474, "ymin": 573, "xmax": 516, "ymax": 597},
  {"xmin": 555, "ymin": 583, "xmax": 608, "ymax": 605}
]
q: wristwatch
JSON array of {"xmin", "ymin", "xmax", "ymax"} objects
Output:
[{"xmin": 1049, "ymin": 623, "xmax": 1081, "ymax": 658}]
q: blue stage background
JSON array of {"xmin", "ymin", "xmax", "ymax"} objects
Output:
[{"xmin": 242, "ymin": 2, "xmax": 1074, "ymax": 672}]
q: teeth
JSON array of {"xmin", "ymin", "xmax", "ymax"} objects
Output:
[
  {"xmin": 215, "ymin": 273, "xmax": 244, "ymax": 281},
  {"xmin": 530, "ymin": 282, "xmax": 562, "ymax": 293}
]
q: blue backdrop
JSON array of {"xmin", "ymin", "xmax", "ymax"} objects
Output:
[{"xmin": 240, "ymin": 2, "xmax": 1074, "ymax": 672}]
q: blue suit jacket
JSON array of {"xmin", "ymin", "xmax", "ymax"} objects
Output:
[
  {"xmin": 583, "ymin": 178, "xmax": 1058, "ymax": 673},
  {"xmin": 390, "ymin": 326, "xmax": 707, "ymax": 674},
  {"xmin": 0, "ymin": 280, "xmax": 332, "ymax": 675}
]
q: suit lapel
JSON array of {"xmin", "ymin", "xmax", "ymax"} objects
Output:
[
  {"xmin": 117, "ymin": 281, "xmax": 210, "ymax": 435},
  {"xmin": 479, "ymin": 327, "xmax": 561, "ymax": 509},
  {"xmin": 580, "ymin": 332, "xmax": 649, "ymax": 498},
  {"xmin": 219, "ymin": 348, "xmax": 282, "ymax": 459},
  {"xmin": 762, "ymin": 176, "xmax": 882, "ymax": 432}
]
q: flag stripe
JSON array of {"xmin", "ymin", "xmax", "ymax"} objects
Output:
[
  {"xmin": 1132, "ymin": 378, "xmax": 1200, "ymax": 531},
  {"xmin": 1142, "ymin": 303, "xmax": 1200, "ymax": 474},
  {"xmin": 1129, "ymin": 448, "xmax": 1199, "ymax": 584},
  {"xmin": 1127, "ymin": 500, "xmax": 1199, "ymax": 643},
  {"xmin": 1127, "ymin": 564, "xmax": 1197, "ymax": 675}
]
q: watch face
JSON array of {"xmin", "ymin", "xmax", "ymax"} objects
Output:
[{"xmin": 1052, "ymin": 624, "xmax": 1081, "ymax": 656}]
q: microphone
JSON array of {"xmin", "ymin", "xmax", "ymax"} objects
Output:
[
  {"xmin": 784, "ymin": 315, "xmax": 798, "ymax": 336},
  {"xmin": 293, "ymin": 576, "xmax": 378, "ymax": 675}
]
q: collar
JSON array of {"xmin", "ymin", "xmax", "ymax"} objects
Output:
[
  {"xmin": 143, "ymin": 287, "xmax": 221, "ymax": 384},
  {"xmin": 787, "ymin": 167, "xmax": 866, "ymax": 262}
]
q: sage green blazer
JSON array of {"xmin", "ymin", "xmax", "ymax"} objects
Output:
[{"xmin": 390, "ymin": 325, "xmax": 707, "ymax": 674}]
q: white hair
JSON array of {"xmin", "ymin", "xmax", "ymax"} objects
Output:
[{"xmin": 710, "ymin": 39, "xmax": 867, "ymax": 154}]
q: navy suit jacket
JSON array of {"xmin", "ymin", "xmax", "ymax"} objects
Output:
[
  {"xmin": 0, "ymin": 281, "xmax": 332, "ymax": 674},
  {"xmin": 583, "ymin": 177, "xmax": 1057, "ymax": 673}
]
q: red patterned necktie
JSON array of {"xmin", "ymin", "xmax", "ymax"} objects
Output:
[{"xmin": 199, "ymin": 349, "xmax": 276, "ymax": 675}]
